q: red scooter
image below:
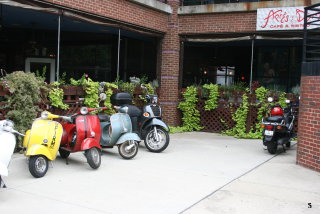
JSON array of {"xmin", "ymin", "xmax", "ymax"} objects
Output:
[{"xmin": 59, "ymin": 107, "xmax": 108, "ymax": 169}]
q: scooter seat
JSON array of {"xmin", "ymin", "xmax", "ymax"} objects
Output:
[
  {"xmin": 265, "ymin": 116, "xmax": 283, "ymax": 123},
  {"xmin": 98, "ymin": 113, "xmax": 110, "ymax": 122}
]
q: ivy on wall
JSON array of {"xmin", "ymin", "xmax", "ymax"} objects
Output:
[
  {"xmin": 178, "ymin": 86, "xmax": 202, "ymax": 132},
  {"xmin": 203, "ymin": 83, "xmax": 219, "ymax": 111}
]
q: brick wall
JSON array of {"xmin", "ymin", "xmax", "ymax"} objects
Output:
[
  {"xmin": 44, "ymin": 0, "xmax": 169, "ymax": 32},
  {"xmin": 159, "ymin": 0, "xmax": 181, "ymax": 126},
  {"xmin": 297, "ymin": 76, "xmax": 320, "ymax": 172},
  {"xmin": 179, "ymin": 11, "xmax": 257, "ymax": 34}
]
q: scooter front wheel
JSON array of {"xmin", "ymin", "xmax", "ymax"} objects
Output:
[
  {"xmin": 85, "ymin": 147, "xmax": 101, "ymax": 169},
  {"xmin": 144, "ymin": 127, "xmax": 169, "ymax": 153},
  {"xmin": 29, "ymin": 155, "xmax": 49, "ymax": 178},
  {"xmin": 118, "ymin": 141, "xmax": 138, "ymax": 159}
]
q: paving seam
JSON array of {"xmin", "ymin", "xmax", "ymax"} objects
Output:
[{"xmin": 179, "ymin": 143, "xmax": 297, "ymax": 214}]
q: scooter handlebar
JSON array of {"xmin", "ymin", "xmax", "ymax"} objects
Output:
[
  {"xmin": 2, "ymin": 126, "xmax": 25, "ymax": 136},
  {"xmin": 87, "ymin": 107, "xmax": 109, "ymax": 112},
  {"xmin": 60, "ymin": 116, "xmax": 73, "ymax": 123}
]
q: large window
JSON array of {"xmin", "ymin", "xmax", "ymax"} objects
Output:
[{"xmin": 182, "ymin": 38, "xmax": 302, "ymax": 92}]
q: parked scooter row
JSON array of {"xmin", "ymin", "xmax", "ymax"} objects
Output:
[
  {"xmin": 1, "ymin": 87, "xmax": 169, "ymax": 183},
  {"xmin": 261, "ymin": 97, "xmax": 298, "ymax": 154}
]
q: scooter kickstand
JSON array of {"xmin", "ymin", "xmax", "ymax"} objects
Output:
[
  {"xmin": 0, "ymin": 176, "xmax": 7, "ymax": 188},
  {"xmin": 66, "ymin": 158, "xmax": 69, "ymax": 165}
]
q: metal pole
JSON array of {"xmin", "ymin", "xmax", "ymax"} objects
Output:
[
  {"xmin": 117, "ymin": 29, "xmax": 121, "ymax": 79},
  {"xmin": 56, "ymin": 15, "xmax": 61, "ymax": 82},
  {"xmin": 250, "ymin": 35, "xmax": 255, "ymax": 93}
]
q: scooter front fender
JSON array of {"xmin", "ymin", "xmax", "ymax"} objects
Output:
[
  {"xmin": 116, "ymin": 133, "xmax": 141, "ymax": 145},
  {"xmin": 81, "ymin": 138, "xmax": 101, "ymax": 151},
  {"xmin": 143, "ymin": 118, "xmax": 169, "ymax": 131},
  {"xmin": 25, "ymin": 144, "xmax": 55, "ymax": 161}
]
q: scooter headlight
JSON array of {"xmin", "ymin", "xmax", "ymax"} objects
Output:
[
  {"xmin": 5, "ymin": 120, "xmax": 14, "ymax": 128},
  {"xmin": 80, "ymin": 107, "xmax": 89, "ymax": 115},
  {"xmin": 41, "ymin": 111, "xmax": 49, "ymax": 119}
]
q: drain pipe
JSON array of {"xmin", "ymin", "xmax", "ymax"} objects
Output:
[{"xmin": 117, "ymin": 29, "xmax": 121, "ymax": 79}]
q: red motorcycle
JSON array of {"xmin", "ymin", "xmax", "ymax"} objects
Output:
[{"xmin": 59, "ymin": 107, "xmax": 108, "ymax": 169}]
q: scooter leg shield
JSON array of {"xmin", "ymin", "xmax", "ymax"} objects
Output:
[
  {"xmin": 25, "ymin": 144, "xmax": 55, "ymax": 161},
  {"xmin": 22, "ymin": 130, "xmax": 31, "ymax": 148}
]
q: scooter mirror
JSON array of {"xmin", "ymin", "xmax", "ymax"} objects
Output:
[{"xmin": 267, "ymin": 97, "xmax": 273, "ymax": 102}]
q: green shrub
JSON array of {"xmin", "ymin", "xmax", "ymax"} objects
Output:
[{"xmin": 2, "ymin": 71, "xmax": 45, "ymax": 134}]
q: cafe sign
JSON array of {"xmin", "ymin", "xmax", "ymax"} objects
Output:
[{"xmin": 257, "ymin": 7, "xmax": 306, "ymax": 31}]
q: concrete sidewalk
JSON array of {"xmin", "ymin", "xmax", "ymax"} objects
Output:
[{"xmin": 0, "ymin": 132, "xmax": 319, "ymax": 214}]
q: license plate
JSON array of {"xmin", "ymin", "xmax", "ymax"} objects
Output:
[{"xmin": 264, "ymin": 130, "xmax": 274, "ymax": 136}]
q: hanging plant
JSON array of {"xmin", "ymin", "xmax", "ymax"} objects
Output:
[
  {"xmin": 178, "ymin": 86, "xmax": 202, "ymax": 132},
  {"xmin": 48, "ymin": 82, "xmax": 69, "ymax": 110},
  {"xmin": 203, "ymin": 83, "xmax": 219, "ymax": 111}
]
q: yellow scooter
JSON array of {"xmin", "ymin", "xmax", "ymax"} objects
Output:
[{"xmin": 23, "ymin": 111, "xmax": 65, "ymax": 178}]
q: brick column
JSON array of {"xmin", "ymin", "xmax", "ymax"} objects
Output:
[
  {"xmin": 159, "ymin": 0, "xmax": 181, "ymax": 126},
  {"xmin": 297, "ymin": 68, "xmax": 320, "ymax": 172}
]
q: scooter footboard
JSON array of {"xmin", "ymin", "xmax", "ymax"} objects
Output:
[
  {"xmin": 116, "ymin": 133, "xmax": 141, "ymax": 145},
  {"xmin": 25, "ymin": 144, "xmax": 55, "ymax": 161}
]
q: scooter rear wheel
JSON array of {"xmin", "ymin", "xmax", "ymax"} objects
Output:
[
  {"xmin": 29, "ymin": 155, "xmax": 48, "ymax": 178},
  {"xmin": 267, "ymin": 143, "xmax": 277, "ymax": 154},
  {"xmin": 85, "ymin": 147, "xmax": 101, "ymax": 169},
  {"xmin": 118, "ymin": 140, "xmax": 138, "ymax": 159}
]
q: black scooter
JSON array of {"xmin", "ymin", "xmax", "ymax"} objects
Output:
[
  {"xmin": 261, "ymin": 97, "xmax": 297, "ymax": 154},
  {"xmin": 111, "ymin": 85, "xmax": 170, "ymax": 153}
]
